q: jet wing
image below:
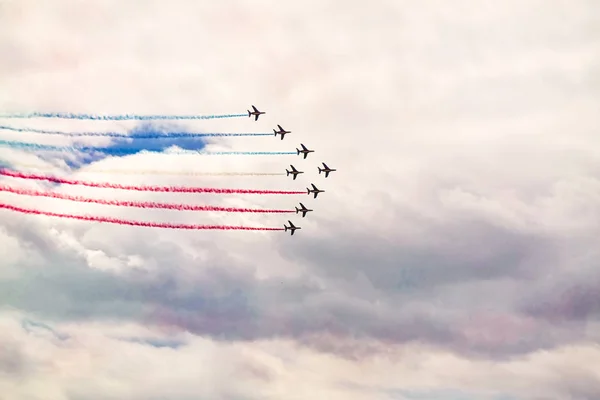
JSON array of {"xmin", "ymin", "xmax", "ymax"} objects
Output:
[
  {"xmin": 311, "ymin": 183, "xmax": 317, "ymax": 190},
  {"xmin": 301, "ymin": 144, "xmax": 308, "ymax": 151},
  {"xmin": 252, "ymin": 105, "xmax": 259, "ymax": 112},
  {"xmin": 322, "ymin": 163, "xmax": 329, "ymax": 169}
]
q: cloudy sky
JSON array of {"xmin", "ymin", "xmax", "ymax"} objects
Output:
[{"xmin": 1, "ymin": 0, "xmax": 599, "ymax": 399}]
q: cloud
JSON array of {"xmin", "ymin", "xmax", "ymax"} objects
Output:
[
  {"xmin": 0, "ymin": 121, "xmax": 209, "ymax": 168},
  {"xmin": 0, "ymin": 341, "xmax": 27, "ymax": 377},
  {"xmin": 2, "ymin": 310, "xmax": 600, "ymax": 400},
  {"xmin": 1, "ymin": 0, "xmax": 600, "ymax": 399}
]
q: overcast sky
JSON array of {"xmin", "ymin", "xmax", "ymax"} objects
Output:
[{"xmin": 1, "ymin": 1, "xmax": 599, "ymax": 399}]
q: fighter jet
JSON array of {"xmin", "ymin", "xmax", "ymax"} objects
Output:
[
  {"xmin": 247, "ymin": 105, "xmax": 265, "ymax": 121},
  {"xmin": 273, "ymin": 125, "xmax": 290, "ymax": 140},
  {"xmin": 307, "ymin": 183, "xmax": 324, "ymax": 199},
  {"xmin": 295, "ymin": 202, "xmax": 313, "ymax": 217},
  {"xmin": 318, "ymin": 162, "xmax": 336, "ymax": 177},
  {"xmin": 286, "ymin": 165, "xmax": 304, "ymax": 180},
  {"xmin": 296, "ymin": 143, "xmax": 314, "ymax": 159},
  {"xmin": 284, "ymin": 220, "xmax": 301, "ymax": 235}
]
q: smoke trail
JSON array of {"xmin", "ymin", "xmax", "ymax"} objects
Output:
[
  {"xmin": 199, "ymin": 151, "xmax": 295, "ymax": 155},
  {"xmin": 0, "ymin": 169, "xmax": 305, "ymax": 194},
  {"xmin": 5, "ymin": 164, "xmax": 286, "ymax": 176},
  {"xmin": 81, "ymin": 170, "xmax": 286, "ymax": 176},
  {"xmin": 0, "ymin": 202, "xmax": 285, "ymax": 231},
  {"xmin": 0, "ymin": 140, "xmax": 294, "ymax": 156},
  {"xmin": 0, "ymin": 125, "xmax": 271, "ymax": 138},
  {"xmin": 0, "ymin": 112, "xmax": 246, "ymax": 120},
  {"xmin": 0, "ymin": 185, "xmax": 295, "ymax": 213}
]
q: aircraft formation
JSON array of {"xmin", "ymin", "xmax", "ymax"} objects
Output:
[
  {"xmin": 0, "ymin": 105, "xmax": 334, "ymax": 234},
  {"xmin": 248, "ymin": 105, "xmax": 336, "ymax": 235}
]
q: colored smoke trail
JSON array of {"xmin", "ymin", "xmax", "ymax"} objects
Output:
[
  {"xmin": 0, "ymin": 140, "xmax": 295, "ymax": 156},
  {"xmin": 0, "ymin": 202, "xmax": 285, "ymax": 231},
  {"xmin": 0, "ymin": 112, "xmax": 246, "ymax": 120},
  {"xmin": 82, "ymin": 170, "xmax": 286, "ymax": 176},
  {"xmin": 4, "ymin": 164, "xmax": 286, "ymax": 176},
  {"xmin": 0, "ymin": 125, "xmax": 271, "ymax": 138},
  {"xmin": 203, "ymin": 151, "xmax": 296, "ymax": 155},
  {"xmin": 0, "ymin": 169, "xmax": 305, "ymax": 194},
  {"xmin": 0, "ymin": 185, "xmax": 295, "ymax": 213}
]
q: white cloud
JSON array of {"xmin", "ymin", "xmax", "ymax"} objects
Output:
[
  {"xmin": 1, "ymin": 0, "xmax": 599, "ymax": 398},
  {"xmin": 2, "ymin": 310, "xmax": 600, "ymax": 400}
]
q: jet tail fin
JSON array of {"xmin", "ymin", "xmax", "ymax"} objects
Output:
[{"xmin": 296, "ymin": 148, "xmax": 300, "ymax": 155}]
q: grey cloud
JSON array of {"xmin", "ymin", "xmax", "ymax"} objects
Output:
[
  {"xmin": 119, "ymin": 337, "xmax": 186, "ymax": 349},
  {"xmin": 3, "ymin": 219, "xmax": 462, "ymax": 355},
  {"xmin": 525, "ymin": 282, "xmax": 600, "ymax": 322},
  {"xmin": 0, "ymin": 198, "xmax": 595, "ymax": 361},
  {"xmin": 559, "ymin": 370, "xmax": 600, "ymax": 400},
  {"xmin": 0, "ymin": 341, "xmax": 26, "ymax": 376},
  {"xmin": 519, "ymin": 260, "xmax": 600, "ymax": 324},
  {"xmin": 282, "ymin": 219, "xmax": 546, "ymax": 294},
  {"xmin": 1, "ymin": 0, "xmax": 600, "ymax": 398},
  {"xmin": 21, "ymin": 319, "xmax": 69, "ymax": 341}
]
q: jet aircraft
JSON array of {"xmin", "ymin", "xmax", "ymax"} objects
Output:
[
  {"xmin": 273, "ymin": 125, "xmax": 290, "ymax": 140},
  {"xmin": 307, "ymin": 183, "xmax": 324, "ymax": 199},
  {"xmin": 295, "ymin": 202, "xmax": 313, "ymax": 217},
  {"xmin": 286, "ymin": 165, "xmax": 304, "ymax": 180},
  {"xmin": 296, "ymin": 143, "xmax": 314, "ymax": 159},
  {"xmin": 284, "ymin": 220, "xmax": 301, "ymax": 235},
  {"xmin": 318, "ymin": 162, "xmax": 336, "ymax": 177},
  {"xmin": 247, "ymin": 105, "xmax": 265, "ymax": 121}
]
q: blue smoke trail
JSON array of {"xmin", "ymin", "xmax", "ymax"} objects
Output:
[
  {"xmin": 0, "ymin": 140, "xmax": 294, "ymax": 156},
  {"xmin": 0, "ymin": 112, "xmax": 246, "ymax": 120},
  {"xmin": 0, "ymin": 125, "xmax": 271, "ymax": 138},
  {"xmin": 206, "ymin": 152, "xmax": 295, "ymax": 155}
]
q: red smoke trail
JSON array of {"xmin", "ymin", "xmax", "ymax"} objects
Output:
[
  {"xmin": 0, "ymin": 202, "xmax": 285, "ymax": 231},
  {"xmin": 0, "ymin": 169, "xmax": 305, "ymax": 195},
  {"xmin": 0, "ymin": 185, "xmax": 295, "ymax": 214}
]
